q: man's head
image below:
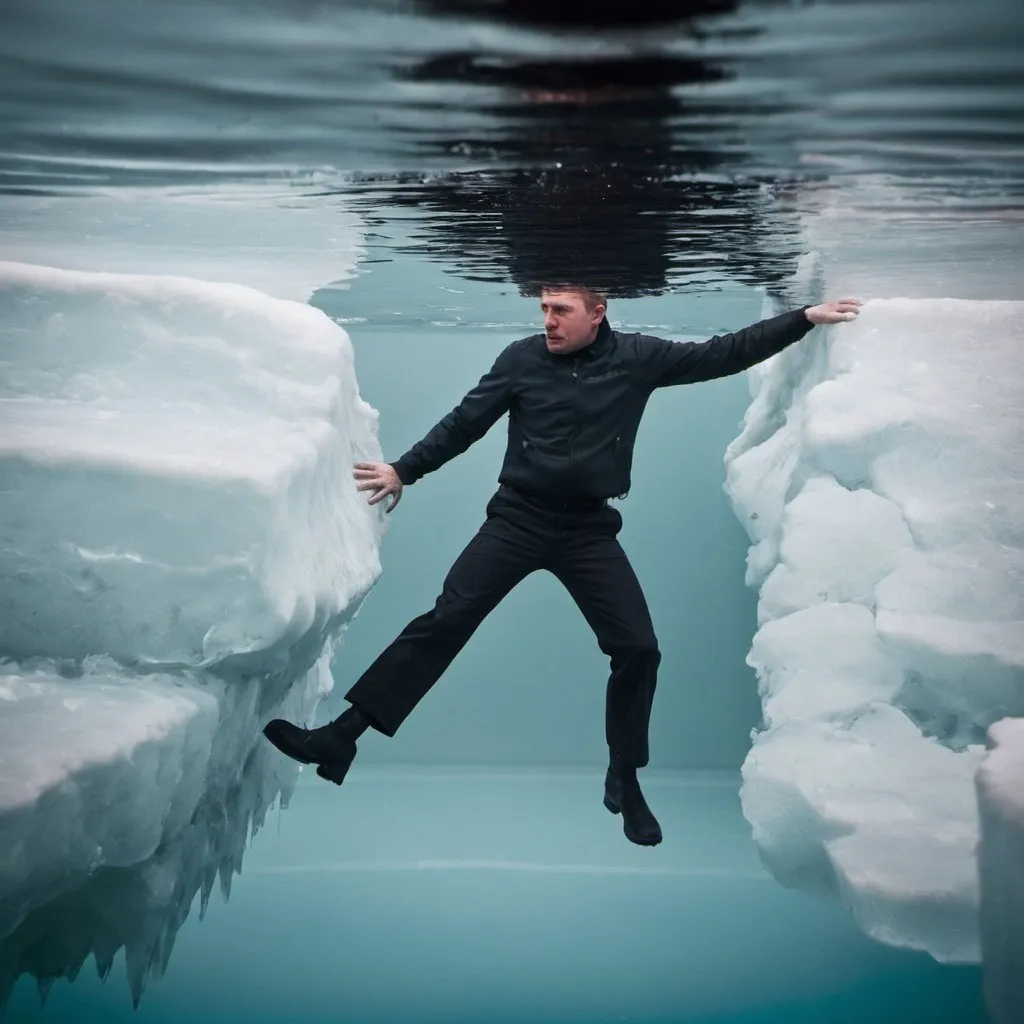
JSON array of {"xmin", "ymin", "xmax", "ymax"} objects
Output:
[{"xmin": 540, "ymin": 286, "xmax": 607, "ymax": 354}]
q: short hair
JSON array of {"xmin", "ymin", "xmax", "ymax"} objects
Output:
[{"xmin": 538, "ymin": 284, "xmax": 608, "ymax": 313}]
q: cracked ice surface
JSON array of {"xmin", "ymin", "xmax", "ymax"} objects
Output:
[
  {"xmin": 724, "ymin": 295, "xmax": 1024, "ymax": 963},
  {"xmin": 0, "ymin": 260, "xmax": 385, "ymax": 1006}
]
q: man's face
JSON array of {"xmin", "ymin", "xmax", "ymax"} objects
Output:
[{"xmin": 540, "ymin": 290, "xmax": 605, "ymax": 354}]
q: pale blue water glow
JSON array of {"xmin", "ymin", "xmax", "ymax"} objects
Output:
[
  {"xmin": 1, "ymin": 241, "xmax": 989, "ymax": 1023},
  {"xmin": 4, "ymin": 770, "xmax": 985, "ymax": 1023}
]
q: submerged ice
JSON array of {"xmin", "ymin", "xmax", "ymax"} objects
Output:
[
  {"xmin": 0, "ymin": 261, "xmax": 385, "ymax": 1006},
  {"xmin": 724, "ymin": 296, "xmax": 1024, "ymax": 963}
]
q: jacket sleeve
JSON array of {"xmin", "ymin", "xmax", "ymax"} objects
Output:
[
  {"xmin": 389, "ymin": 344, "xmax": 516, "ymax": 485},
  {"xmin": 640, "ymin": 307, "xmax": 814, "ymax": 389}
]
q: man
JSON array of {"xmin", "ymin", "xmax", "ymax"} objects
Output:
[{"xmin": 264, "ymin": 287, "xmax": 862, "ymax": 846}]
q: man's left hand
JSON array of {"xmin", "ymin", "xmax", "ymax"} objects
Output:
[{"xmin": 805, "ymin": 298, "xmax": 863, "ymax": 325}]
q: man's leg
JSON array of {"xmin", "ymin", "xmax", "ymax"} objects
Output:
[
  {"xmin": 547, "ymin": 504, "xmax": 663, "ymax": 845},
  {"xmin": 344, "ymin": 498, "xmax": 541, "ymax": 735},
  {"xmin": 264, "ymin": 491, "xmax": 543, "ymax": 782},
  {"xmin": 548, "ymin": 505, "xmax": 660, "ymax": 766}
]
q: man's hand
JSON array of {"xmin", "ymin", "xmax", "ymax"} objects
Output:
[
  {"xmin": 805, "ymin": 298, "xmax": 863, "ymax": 325},
  {"xmin": 353, "ymin": 462, "xmax": 403, "ymax": 513}
]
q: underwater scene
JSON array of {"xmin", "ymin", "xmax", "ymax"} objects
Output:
[{"xmin": 1, "ymin": 1, "xmax": 1022, "ymax": 1022}]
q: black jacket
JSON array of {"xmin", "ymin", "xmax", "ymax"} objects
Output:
[{"xmin": 391, "ymin": 307, "xmax": 814, "ymax": 499}]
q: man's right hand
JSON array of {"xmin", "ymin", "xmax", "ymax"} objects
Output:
[{"xmin": 353, "ymin": 462, "xmax": 404, "ymax": 513}]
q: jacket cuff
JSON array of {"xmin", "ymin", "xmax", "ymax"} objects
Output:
[{"xmin": 390, "ymin": 459, "xmax": 415, "ymax": 486}]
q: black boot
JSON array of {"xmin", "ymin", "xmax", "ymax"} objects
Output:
[
  {"xmin": 263, "ymin": 715, "xmax": 359, "ymax": 786},
  {"xmin": 604, "ymin": 759, "xmax": 662, "ymax": 847}
]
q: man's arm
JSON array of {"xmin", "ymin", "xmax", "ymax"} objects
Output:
[
  {"xmin": 640, "ymin": 307, "xmax": 815, "ymax": 389},
  {"xmin": 390, "ymin": 344, "xmax": 516, "ymax": 486},
  {"xmin": 640, "ymin": 300, "xmax": 863, "ymax": 389}
]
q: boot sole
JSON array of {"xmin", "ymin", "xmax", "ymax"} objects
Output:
[
  {"xmin": 604, "ymin": 794, "xmax": 662, "ymax": 846},
  {"xmin": 316, "ymin": 760, "xmax": 352, "ymax": 786}
]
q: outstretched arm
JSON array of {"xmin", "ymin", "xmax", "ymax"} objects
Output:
[
  {"xmin": 354, "ymin": 344, "xmax": 516, "ymax": 513},
  {"xmin": 642, "ymin": 299, "xmax": 862, "ymax": 389}
]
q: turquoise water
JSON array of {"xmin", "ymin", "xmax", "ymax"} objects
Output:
[
  {"xmin": 5, "ymin": 769, "xmax": 985, "ymax": 1023},
  {"xmin": 0, "ymin": 221, "xmax": 993, "ymax": 1023},
  {"xmin": 0, "ymin": 209, "xmax": 999, "ymax": 1024}
]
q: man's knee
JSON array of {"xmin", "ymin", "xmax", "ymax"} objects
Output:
[
  {"xmin": 429, "ymin": 595, "xmax": 490, "ymax": 638},
  {"xmin": 612, "ymin": 636, "xmax": 661, "ymax": 668}
]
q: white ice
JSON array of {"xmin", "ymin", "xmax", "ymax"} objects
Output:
[
  {"xmin": 0, "ymin": 260, "xmax": 384, "ymax": 667},
  {"xmin": 0, "ymin": 651, "xmax": 335, "ymax": 1005},
  {"xmin": 724, "ymin": 293, "xmax": 1024, "ymax": 963},
  {"xmin": 0, "ymin": 259, "xmax": 384, "ymax": 1006},
  {"xmin": 976, "ymin": 717, "xmax": 1024, "ymax": 1024}
]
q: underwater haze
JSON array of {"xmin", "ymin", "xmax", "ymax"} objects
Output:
[{"xmin": 1, "ymin": 1, "xmax": 1022, "ymax": 1022}]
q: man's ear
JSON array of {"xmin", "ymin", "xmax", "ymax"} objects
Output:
[{"xmin": 593, "ymin": 304, "xmax": 606, "ymax": 322}]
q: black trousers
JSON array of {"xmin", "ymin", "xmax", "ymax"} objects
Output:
[{"xmin": 344, "ymin": 484, "xmax": 660, "ymax": 767}]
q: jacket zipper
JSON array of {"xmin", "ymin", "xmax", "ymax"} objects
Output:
[{"xmin": 567, "ymin": 357, "xmax": 582, "ymax": 474}]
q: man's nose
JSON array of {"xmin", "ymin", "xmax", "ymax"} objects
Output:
[{"xmin": 544, "ymin": 314, "xmax": 557, "ymax": 330}]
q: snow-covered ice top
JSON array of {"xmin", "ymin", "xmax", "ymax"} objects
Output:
[
  {"xmin": 0, "ymin": 261, "xmax": 384, "ymax": 669},
  {"xmin": 724, "ymin": 295, "xmax": 1024, "ymax": 963}
]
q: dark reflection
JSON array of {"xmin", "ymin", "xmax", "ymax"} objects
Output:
[
  {"xmin": 349, "ymin": 3, "xmax": 806, "ymax": 297},
  {"xmin": 350, "ymin": 170, "xmax": 804, "ymax": 298},
  {"xmin": 406, "ymin": 0, "xmax": 739, "ymax": 29}
]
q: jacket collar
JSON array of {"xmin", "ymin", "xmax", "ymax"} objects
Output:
[
  {"xmin": 577, "ymin": 317, "xmax": 612, "ymax": 360},
  {"xmin": 590, "ymin": 317, "xmax": 612, "ymax": 356}
]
